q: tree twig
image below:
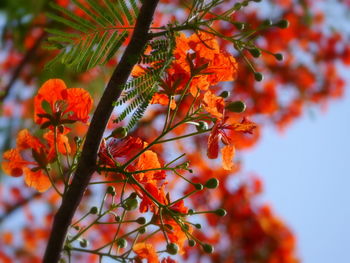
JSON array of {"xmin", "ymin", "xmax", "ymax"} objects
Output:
[
  {"xmin": 0, "ymin": 32, "xmax": 46, "ymax": 103},
  {"xmin": 43, "ymin": 1, "xmax": 160, "ymax": 262},
  {"xmin": 0, "ymin": 192, "xmax": 41, "ymax": 224}
]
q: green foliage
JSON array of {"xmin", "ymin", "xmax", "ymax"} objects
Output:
[
  {"xmin": 114, "ymin": 37, "xmax": 176, "ymax": 132},
  {"xmin": 45, "ymin": 0, "xmax": 140, "ymax": 71}
]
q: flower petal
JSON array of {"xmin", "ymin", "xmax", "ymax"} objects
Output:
[
  {"xmin": 23, "ymin": 168, "xmax": 51, "ymax": 192},
  {"xmin": 221, "ymin": 144, "xmax": 235, "ymax": 170}
]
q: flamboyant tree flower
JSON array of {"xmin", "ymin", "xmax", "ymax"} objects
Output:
[
  {"xmin": 202, "ymin": 91, "xmax": 257, "ymax": 170},
  {"xmin": 2, "ymin": 129, "xmax": 70, "ymax": 192},
  {"xmin": 34, "ymin": 79, "xmax": 93, "ymax": 129},
  {"xmin": 207, "ymin": 116, "xmax": 257, "ymax": 170},
  {"xmin": 133, "ymin": 242, "xmax": 159, "ymax": 263}
]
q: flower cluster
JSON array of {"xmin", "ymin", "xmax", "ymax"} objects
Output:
[{"xmin": 2, "ymin": 79, "xmax": 93, "ymax": 192}]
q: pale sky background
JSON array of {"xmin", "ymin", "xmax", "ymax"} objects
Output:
[{"xmin": 243, "ymin": 87, "xmax": 350, "ymax": 263}]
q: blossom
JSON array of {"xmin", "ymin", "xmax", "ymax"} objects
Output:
[
  {"xmin": 1, "ymin": 129, "xmax": 71, "ymax": 192},
  {"xmin": 133, "ymin": 243, "xmax": 159, "ymax": 263},
  {"xmin": 207, "ymin": 117, "xmax": 257, "ymax": 170},
  {"xmin": 34, "ymin": 79, "xmax": 93, "ymax": 127}
]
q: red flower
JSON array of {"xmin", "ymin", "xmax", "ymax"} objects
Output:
[
  {"xmin": 34, "ymin": 79, "xmax": 93, "ymax": 128},
  {"xmin": 208, "ymin": 117, "xmax": 257, "ymax": 170}
]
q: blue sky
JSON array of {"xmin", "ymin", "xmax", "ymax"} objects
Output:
[{"xmin": 243, "ymin": 90, "xmax": 350, "ymax": 262}]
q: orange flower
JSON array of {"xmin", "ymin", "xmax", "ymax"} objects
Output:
[
  {"xmin": 139, "ymin": 183, "xmax": 167, "ymax": 213},
  {"xmin": 202, "ymin": 91, "xmax": 225, "ymax": 119},
  {"xmin": 34, "ymin": 79, "xmax": 93, "ymax": 127},
  {"xmin": 150, "ymin": 93, "xmax": 176, "ymax": 110},
  {"xmin": 134, "ymin": 150, "xmax": 166, "ymax": 184},
  {"xmin": 1, "ymin": 129, "xmax": 71, "ymax": 192},
  {"xmin": 208, "ymin": 117, "xmax": 257, "ymax": 170},
  {"xmin": 133, "ymin": 243, "xmax": 159, "ymax": 263}
]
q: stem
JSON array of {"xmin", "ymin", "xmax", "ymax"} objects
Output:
[{"xmin": 43, "ymin": 1, "xmax": 160, "ymax": 262}]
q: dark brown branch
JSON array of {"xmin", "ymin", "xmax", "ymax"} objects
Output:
[
  {"xmin": 0, "ymin": 32, "xmax": 46, "ymax": 103},
  {"xmin": 43, "ymin": 1, "xmax": 160, "ymax": 262}
]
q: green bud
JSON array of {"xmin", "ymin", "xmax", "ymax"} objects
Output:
[
  {"xmin": 234, "ymin": 3, "xmax": 241, "ymax": 10},
  {"xmin": 89, "ymin": 206, "xmax": 98, "ymax": 214},
  {"xmin": 115, "ymin": 215, "xmax": 121, "ymax": 222},
  {"xmin": 194, "ymin": 183, "xmax": 204, "ymax": 190},
  {"xmin": 188, "ymin": 209, "xmax": 195, "ymax": 215},
  {"xmin": 139, "ymin": 226, "xmax": 147, "ymax": 234},
  {"xmin": 219, "ymin": 91, "xmax": 230, "ymax": 98},
  {"xmin": 254, "ymin": 72, "xmax": 264, "ymax": 82},
  {"xmin": 123, "ymin": 198, "xmax": 138, "ymax": 211},
  {"xmin": 262, "ymin": 19, "xmax": 272, "ymax": 26},
  {"xmin": 226, "ymin": 101, "xmax": 246, "ymax": 113},
  {"xmin": 234, "ymin": 22, "xmax": 245, "ymax": 30},
  {"xmin": 166, "ymin": 243, "xmax": 179, "ymax": 255},
  {"xmin": 204, "ymin": 178, "xmax": 219, "ymax": 189},
  {"xmin": 188, "ymin": 239, "xmax": 196, "ymax": 247},
  {"xmin": 248, "ymin": 48, "xmax": 261, "ymax": 58},
  {"xmin": 136, "ymin": 217, "xmax": 146, "ymax": 225},
  {"xmin": 194, "ymin": 223, "xmax": 202, "ymax": 229},
  {"xmin": 275, "ymin": 19, "xmax": 289, "ymax": 29},
  {"xmin": 196, "ymin": 121, "xmax": 208, "ymax": 132},
  {"xmin": 111, "ymin": 127, "xmax": 128, "ymax": 139},
  {"xmin": 274, "ymin": 53, "xmax": 284, "ymax": 61},
  {"xmin": 79, "ymin": 239, "xmax": 88, "ymax": 248},
  {"xmin": 116, "ymin": 238, "xmax": 127, "ymax": 248},
  {"xmin": 202, "ymin": 243, "xmax": 214, "ymax": 254},
  {"xmin": 215, "ymin": 208, "xmax": 227, "ymax": 217},
  {"xmin": 107, "ymin": 186, "xmax": 115, "ymax": 195}
]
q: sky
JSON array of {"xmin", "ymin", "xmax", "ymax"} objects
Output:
[{"xmin": 243, "ymin": 89, "xmax": 350, "ymax": 262}]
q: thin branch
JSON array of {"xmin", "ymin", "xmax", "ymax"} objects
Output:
[
  {"xmin": 0, "ymin": 32, "xmax": 46, "ymax": 102},
  {"xmin": 0, "ymin": 192, "xmax": 41, "ymax": 224},
  {"xmin": 43, "ymin": 1, "xmax": 160, "ymax": 262}
]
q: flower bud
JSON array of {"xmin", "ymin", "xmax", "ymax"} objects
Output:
[
  {"xmin": 226, "ymin": 101, "xmax": 246, "ymax": 113},
  {"xmin": 194, "ymin": 183, "xmax": 204, "ymax": 190},
  {"xmin": 248, "ymin": 48, "xmax": 261, "ymax": 58},
  {"xmin": 274, "ymin": 53, "xmax": 284, "ymax": 61},
  {"xmin": 123, "ymin": 198, "xmax": 138, "ymax": 211},
  {"xmin": 116, "ymin": 238, "xmax": 127, "ymax": 248},
  {"xmin": 188, "ymin": 240, "xmax": 196, "ymax": 247},
  {"xmin": 196, "ymin": 121, "xmax": 208, "ymax": 132},
  {"xmin": 215, "ymin": 208, "xmax": 227, "ymax": 217},
  {"xmin": 204, "ymin": 178, "xmax": 219, "ymax": 189},
  {"xmin": 166, "ymin": 243, "xmax": 179, "ymax": 255},
  {"xmin": 111, "ymin": 127, "xmax": 128, "ymax": 139},
  {"xmin": 79, "ymin": 239, "xmax": 89, "ymax": 248},
  {"xmin": 107, "ymin": 186, "xmax": 115, "ymax": 195},
  {"xmin": 136, "ymin": 217, "xmax": 146, "ymax": 225},
  {"xmin": 219, "ymin": 91, "xmax": 230, "ymax": 98},
  {"xmin": 275, "ymin": 19, "xmax": 289, "ymax": 29},
  {"xmin": 254, "ymin": 72, "xmax": 264, "ymax": 82},
  {"xmin": 262, "ymin": 19, "xmax": 272, "ymax": 26},
  {"xmin": 188, "ymin": 209, "xmax": 195, "ymax": 215},
  {"xmin": 202, "ymin": 243, "xmax": 214, "ymax": 254},
  {"xmin": 139, "ymin": 226, "xmax": 147, "ymax": 234},
  {"xmin": 89, "ymin": 206, "xmax": 98, "ymax": 214},
  {"xmin": 194, "ymin": 223, "xmax": 202, "ymax": 229}
]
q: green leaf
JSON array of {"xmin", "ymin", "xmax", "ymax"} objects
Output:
[{"xmin": 45, "ymin": 0, "xmax": 139, "ymax": 72}]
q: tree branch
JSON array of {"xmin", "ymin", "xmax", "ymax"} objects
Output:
[
  {"xmin": 0, "ymin": 32, "xmax": 46, "ymax": 103},
  {"xmin": 43, "ymin": 1, "xmax": 160, "ymax": 262},
  {"xmin": 0, "ymin": 192, "xmax": 41, "ymax": 224}
]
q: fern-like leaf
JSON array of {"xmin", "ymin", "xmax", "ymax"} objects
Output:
[
  {"xmin": 45, "ymin": 0, "xmax": 140, "ymax": 71},
  {"xmin": 114, "ymin": 35, "xmax": 176, "ymax": 131}
]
